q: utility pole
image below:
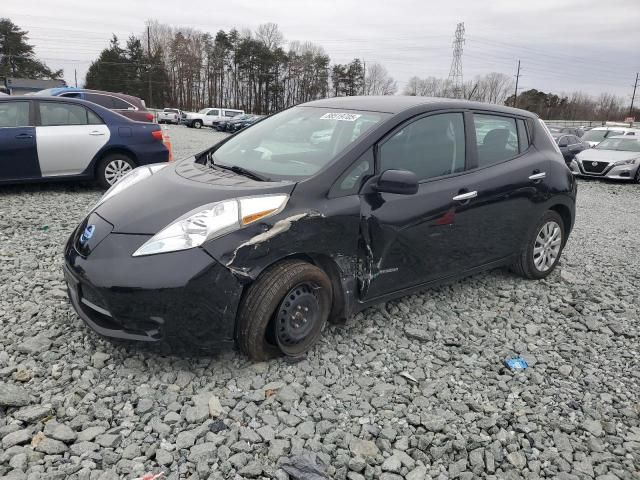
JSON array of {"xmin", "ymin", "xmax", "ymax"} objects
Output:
[
  {"xmin": 147, "ymin": 25, "xmax": 153, "ymax": 107},
  {"xmin": 629, "ymin": 72, "xmax": 639, "ymax": 117},
  {"xmin": 447, "ymin": 23, "xmax": 465, "ymax": 99},
  {"xmin": 74, "ymin": 69, "xmax": 77, "ymax": 88},
  {"xmin": 362, "ymin": 59, "xmax": 366, "ymax": 95},
  {"xmin": 513, "ymin": 60, "xmax": 521, "ymax": 107}
]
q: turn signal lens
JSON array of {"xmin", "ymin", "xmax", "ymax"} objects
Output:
[{"xmin": 242, "ymin": 209, "xmax": 277, "ymax": 226}]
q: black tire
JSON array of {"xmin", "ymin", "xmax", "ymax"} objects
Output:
[
  {"xmin": 192, "ymin": 120, "xmax": 202, "ymax": 129},
  {"xmin": 97, "ymin": 153, "xmax": 136, "ymax": 189},
  {"xmin": 236, "ymin": 260, "xmax": 332, "ymax": 361},
  {"xmin": 634, "ymin": 168, "xmax": 640, "ymax": 184},
  {"xmin": 512, "ymin": 210, "xmax": 565, "ymax": 280}
]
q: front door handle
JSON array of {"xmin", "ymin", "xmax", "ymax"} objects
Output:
[
  {"xmin": 89, "ymin": 131, "xmax": 105, "ymax": 136},
  {"xmin": 15, "ymin": 133, "xmax": 33, "ymax": 139},
  {"xmin": 452, "ymin": 191, "xmax": 478, "ymax": 202},
  {"xmin": 529, "ymin": 172, "xmax": 546, "ymax": 180}
]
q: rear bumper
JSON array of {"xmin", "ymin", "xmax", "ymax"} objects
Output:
[{"xmin": 63, "ymin": 221, "xmax": 243, "ymax": 347}]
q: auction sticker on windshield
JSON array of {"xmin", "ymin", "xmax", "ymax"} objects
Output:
[{"xmin": 320, "ymin": 112, "xmax": 362, "ymax": 121}]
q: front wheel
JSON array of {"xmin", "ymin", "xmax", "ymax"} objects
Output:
[
  {"xmin": 192, "ymin": 120, "xmax": 202, "ymax": 129},
  {"xmin": 512, "ymin": 210, "xmax": 565, "ymax": 280},
  {"xmin": 634, "ymin": 167, "xmax": 640, "ymax": 184},
  {"xmin": 97, "ymin": 154, "xmax": 135, "ymax": 189},
  {"xmin": 236, "ymin": 260, "xmax": 332, "ymax": 361}
]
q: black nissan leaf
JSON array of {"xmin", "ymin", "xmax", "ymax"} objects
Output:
[{"xmin": 64, "ymin": 96, "xmax": 576, "ymax": 360}]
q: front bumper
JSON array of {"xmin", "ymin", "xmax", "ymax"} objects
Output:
[
  {"xmin": 63, "ymin": 217, "xmax": 243, "ymax": 347},
  {"xmin": 569, "ymin": 159, "xmax": 639, "ymax": 180}
]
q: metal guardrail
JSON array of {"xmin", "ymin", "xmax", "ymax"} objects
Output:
[{"xmin": 544, "ymin": 119, "xmax": 639, "ymax": 128}]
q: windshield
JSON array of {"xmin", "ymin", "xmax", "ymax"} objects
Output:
[
  {"xmin": 582, "ymin": 130, "xmax": 608, "ymax": 142},
  {"xmin": 595, "ymin": 138, "xmax": 640, "ymax": 152},
  {"xmin": 211, "ymin": 106, "xmax": 387, "ymax": 180}
]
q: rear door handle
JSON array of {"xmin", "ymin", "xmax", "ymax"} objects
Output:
[
  {"xmin": 452, "ymin": 191, "xmax": 478, "ymax": 201},
  {"xmin": 529, "ymin": 172, "xmax": 546, "ymax": 180},
  {"xmin": 15, "ymin": 133, "xmax": 33, "ymax": 139},
  {"xmin": 89, "ymin": 131, "xmax": 105, "ymax": 136}
]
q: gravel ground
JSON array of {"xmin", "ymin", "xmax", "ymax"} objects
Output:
[{"xmin": 0, "ymin": 125, "xmax": 639, "ymax": 480}]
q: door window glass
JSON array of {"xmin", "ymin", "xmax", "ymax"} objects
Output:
[
  {"xmin": 474, "ymin": 114, "xmax": 519, "ymax": 167},
  {"xmin": 87, "ymin": 110, "xmax": 103, "ymax": 125},
  {"xmin": 111, "ymin": 97, "xmax": 134, "ymax": 110},
  {"xmin": 39, "ymin": 103, "xmax": 88, "ymax": 126},
  {"xmin": 379, "ymin": 113, "xmax": 466, "ymax": 181},
  {"xmin": 207, "ymin": 109, "xmax": 220, "ymax": 116},
  {"xmin": 558, "ymin": 136, "xmax": 568, "ymax": 147},
  {"xmin": 224, "ymin": 110, "xmax": 241, "ymax": 117},
  {"xmin": 517, "ymin": 119, "xmax": 530, "ymax": 152},
  {"xmin": 0, "ymin": 101, "xmax": 30, "ymax": 127},
  {"xmin": 85, "ymin": 93, "xmax": 114, "ymax": 108}
]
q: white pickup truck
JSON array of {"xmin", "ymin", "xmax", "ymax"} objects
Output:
[
  {"xmin": 182, "ymin": 107, "xmax": 244, "ymax": 129},
  {"xmin": 157, "ymin": 108, "xmax": 182, "ymax": 124}
]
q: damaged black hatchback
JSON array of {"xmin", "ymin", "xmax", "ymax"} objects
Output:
[{"xmin": 64, "ymin": 96, "xmax": 576, "ymax": 360}]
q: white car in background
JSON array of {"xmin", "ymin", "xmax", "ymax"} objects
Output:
[
  {"xmin": 182, "ymin": 107, "xmax": 244, "ymax": 129},
  {"xmin": 571, "ymin": 136, "xmax": 640, "ymax": 182},
  {"xmin": 157, "ymin": 108, "xmax": 182, "ymax": 124},
  {"xmin": 581, "ymin": 126, "xmax": 639, "ymax": 147}
]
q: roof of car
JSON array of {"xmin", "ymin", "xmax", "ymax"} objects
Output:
[{"xmin": 302, "ymin": 95, "xmax": 538, "ymax": 117}]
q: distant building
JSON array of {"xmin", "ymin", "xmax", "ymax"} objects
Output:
[{"xmin": 1, "ymin": 77, "xmax": 67, "ymax": 95}]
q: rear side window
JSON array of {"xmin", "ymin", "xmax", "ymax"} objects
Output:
[
  {"xmin": 85, "ymin": 93, "xmax": 114, "ymax": 108},
  {"xmin": 474, "ymin": 114, "xmax": 519, "ymax": 167},
  {"xmin": 39, "ymin": 103, "xmax": 89, "ymax": 126},
  {"xmin": 0, "ymin": 101, "xmax": 30, "ymax": 127},
  {"xmin": 517, "ymin": 119, "xmax": 530, "ymax": 152},
  {"xmin": 379, "ymin": 113, "xmax": 466, "ymax": 182},
  {"xmin": 224, "ymin": 110, "xmax": 241, "ymax": 117},
  {"xmin": 112, "ymin": 97, "xmax": 134, "ymax": 110},
  {"xmin": 87, "ymin": 110, "xmax": 103, "ymax": 125}
]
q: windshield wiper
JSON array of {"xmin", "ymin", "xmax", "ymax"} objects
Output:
[{"xmin": 215, "ymin": 163, "xmax": 271, "ymax": 182}]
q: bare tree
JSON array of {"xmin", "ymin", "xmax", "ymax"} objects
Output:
[
  {"xmin": 255, "ymin": 23, "xmax": 284, "ymax": 50},
  {"xmin": 363, "ymin": 62, "xmax": 397, "ymax": 95}
]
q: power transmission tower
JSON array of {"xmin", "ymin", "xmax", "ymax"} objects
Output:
[
  {"xmin": 447, "ymin": 23, "xmax": 465, "ymax": 99},
  {"xmin": 630, "ymin": 72, "xmax": 639, "ymax": 117}
]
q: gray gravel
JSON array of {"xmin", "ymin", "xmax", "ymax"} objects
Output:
[{"xmin": 0, "ymin": 126, "xmax": 639, "ymax": 479}]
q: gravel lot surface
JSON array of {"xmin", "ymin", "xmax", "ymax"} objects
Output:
[{"xmin": 0, "ymin": 125, "xmax": 639, "ymax": 480}]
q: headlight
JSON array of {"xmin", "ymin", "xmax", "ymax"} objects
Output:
[
  {"xmin": 93, "ymin": 164, "xmax": 168, "ymax": 210},
  {"xmin": 613, "ymin": 158, "xmax": 639, "ymax": 166},
  {"xmin": 132, "ymin": 194, "xmax": 289, "ymax": 257}
]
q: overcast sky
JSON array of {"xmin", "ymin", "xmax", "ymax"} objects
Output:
[{"xmin": 4, "ymin": 0, "xmax": 640, "ymax": 100}]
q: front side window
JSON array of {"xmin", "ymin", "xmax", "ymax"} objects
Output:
[
  {"xmin": 379, "ymin": 113, "xmax": 465, "ymax": 181},
  {"xmin": 474, "ymin": 114, "xmax": 519, "ymax": 167},
  {"xmin": 0, "ymin": 101, "xmax": 30, "ymax": 127},
  {"xmin": 211, "ymin": 106, "xmax": 387, "ymax": 180},
  {"xmin": 39, "ymin": 103, "xmax": 88, "ymax": 126},
  {"xmin": 207, "ymin": 109, "xmax": 220, "ymax": 116}
]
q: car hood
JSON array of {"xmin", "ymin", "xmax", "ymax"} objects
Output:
[
  {"xmin": 95, "ymin": 159, "xmax": 296, "ymax": 235},
  {"xmin": 577, "ymin": 149, "xmax": 640, "ymax": 163}
]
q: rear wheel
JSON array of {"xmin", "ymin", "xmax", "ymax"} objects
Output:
[
  {"xmin": 512, "ymin": 210, "xmax": 565, "ymax": 280},
  {"xmin": 192, "ymin": 120, "xmax": 203, "ymax": 129},
  {"xmin": 236, "ymin": 260, "xmax": 332, "ymax": 361},
  {"xmin": 97, "ymin": 153, "xmax": 135, "ymax": 189}
]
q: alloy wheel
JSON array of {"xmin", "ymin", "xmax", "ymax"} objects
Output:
[
  {"xmin": 104, "ymin": 159, "xmax": 133, "ymax": 185},
  {"xmin": 533, "ymin": 221, "xmax": 562, "ymax": 272}
]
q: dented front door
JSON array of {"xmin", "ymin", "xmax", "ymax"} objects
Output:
[{"xmin": 358, "ymin": 175, "xmax": 471, "ymax": 300}]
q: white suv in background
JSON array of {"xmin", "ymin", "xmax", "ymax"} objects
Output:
[
  {"xmin": 582, "ymin": 126, "xmax": 640, "ymax": 147},
  {"xmin": 182, "ymin": 107, "xmax": 244, "ymax": 129}
]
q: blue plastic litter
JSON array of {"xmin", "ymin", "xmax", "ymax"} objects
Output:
[{"xmin": 504, "ymin": 357, "xmax": 529, "ymax": 370}]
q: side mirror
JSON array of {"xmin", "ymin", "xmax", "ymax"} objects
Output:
[{"xmin": 373, "ymin": 169, "xmax": 418, "ymax": 195}]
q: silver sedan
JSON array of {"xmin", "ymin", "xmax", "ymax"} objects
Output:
[{"xmin": 570, "ymin": 136, "xmax": 640, "ymax": 182}]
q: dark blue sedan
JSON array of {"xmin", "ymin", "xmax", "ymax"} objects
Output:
[{"xmin": 0, "ymin": 96, "xmax": 169, "ymax": 188}]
